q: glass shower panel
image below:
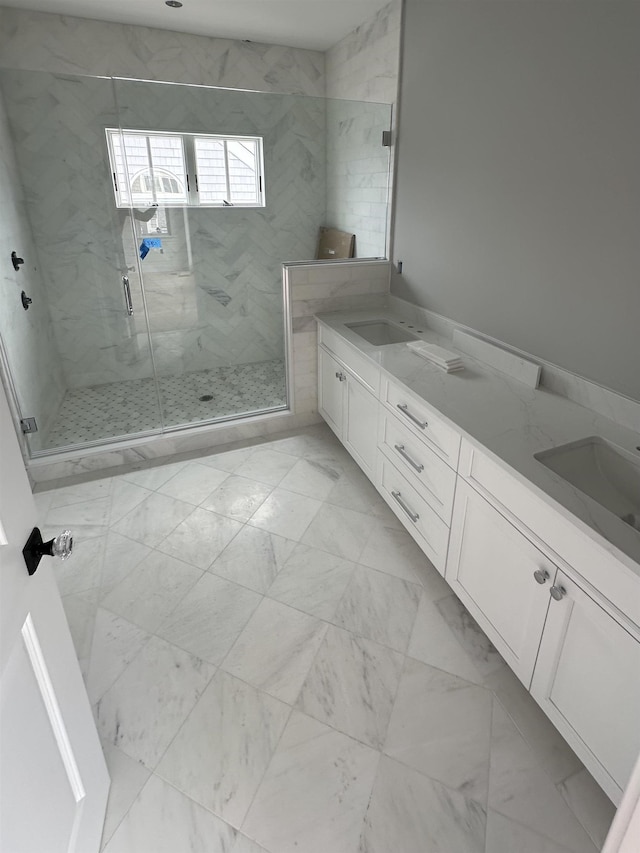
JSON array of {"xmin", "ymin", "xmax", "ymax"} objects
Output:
[
  {"xmin": 0, "ymin": 69, "xmax": 161, "ymax": 452},
  {"xmin": 113, "ymin": 79, "xmax": 321, "ymax": 428}
]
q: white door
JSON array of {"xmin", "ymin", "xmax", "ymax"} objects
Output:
[
  {"xmin": 445, "ymin": 480, "xmax": 554, "ymax": 686},
  {"xmin": 531, "ymin": 569, "xmax": 640, "ymax": 805},
  {"xmin": 0, "ymin": 383, "xmax": 109, "ymax": 852}
]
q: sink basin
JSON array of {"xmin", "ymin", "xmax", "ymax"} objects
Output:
[
  {"xmin": 535, "ymin": 437, "xmax": 640, "ymax": 531},
  {"xmin": 346, "ymin": 320, "xmax": 420, "ymax": 346}
]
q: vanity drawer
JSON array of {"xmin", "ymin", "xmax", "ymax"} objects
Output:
[
  {"xmin": 377, "ymin": 455, "xmax": 450, "ymax": 575},
  {"xmin": 318, "ymin": 324, "xmax": 379, "ymax": 394},
  {"xmin": 379, "ymin": 408, "xmax": 456, "ymax": 524},
  {"xmin": 381, "ymin": 378, "xmax": 461, "ymax": 467}
]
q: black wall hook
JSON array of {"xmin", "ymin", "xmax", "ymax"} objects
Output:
[{"xmin": 11, "ymin": 251, "xmax": 24, "ymax": 271}]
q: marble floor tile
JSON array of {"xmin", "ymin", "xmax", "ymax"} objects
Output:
[
  {"xmin": 45, "ymin": 496, "xmax": 111, "ymax": 541},
  {"xmin": 156, "ymin": 670, "xmax": 290, "ymax": 827},
  {"xmin": 326, "ymin": 466, "xmax": 395, "ymax": 518},
  {"xmin": 157, "ymin": 572, "xmax": 261, "ymax": 665},
  {"xmin": 100, "ymin": 745, "xmax": 150, "ymax": 849},
  {"xmin": 249, "ymin": 488, "xmax": 322, "ymax": 541},
  {"xmin": 488, "ymin": 701, "xmax": 598, "ymax": 853},
  {"xmin": 158, "ymin": 507, "xmax": 243, "ymax": 570},
  {"xmin": 201, "ymin": 474, "xmax": 272, "ymax": 522},
  {"xmin": 121, "ymin": 461, "xmax": 187, "ymax": 491},
  {"xmin": 32, "ymin": 489, "xmax": 54, "ymax": 522},
  {"xmin": 408, "ymin": 593, "xmax": 484, "ymax": 684},
  {"xmin": 243, "ymin": 711, "xmax": 379, "ymax": 853},
  {"xmin": 101, "ymin": 551, "xmax": 202, "ymax": 633},
  {"xmin": 111, "ymin": 492, "xmax": 193, "ymax": 548},
  {"xmin": 100, "ymin": 532, "xmax": 152, "ymax": 599},
  {"xmin": 333, "ymin": 566, "xmax": 421, "ymax": 653},
  {"xmin": 86, "ymin": 609, "xmax": 150, "ymax": 705},
  {"xmin": 157, "ymin": 461, "xmax": 229, "ymax": 506},
  {"xmin": 223, "ymin": 598, "xmax": 328, "ymax": 704},
  {"xmin": 436, "ymin": 593, "xmax": 507, "ymax": 679},
  {"xmin": 301, "ymin": 503, "xmax": 375, "ymax": 562},
  {"xmin": 54, "ymin": 534, "xmax": 105, "ymax": 597},
  {"xmin": 231, "ymin": 835, "xmax": 269, "ymax": 853},
  {"xmin": 49, "ymin": 477, "xmax": 112, "ymax": 509},
  {"xmin": 297, "ymin": 625, "xmax": 403, "ymax": 749},
  {"xmin": 484, "ymin": 664, "xmax": 582, "ymax": 783},
  {"xmin": 211, "ymin": 525, "xmax": 296, "ymax": 593},
  {"xmin": 266, "ymin": 543, "xmax": 355, "ymax": 620},
  {"xmin": 384, "ymin": 658, "xmax": 492, "ymax": 803},
  {"xmin": 61, "ymin": 587, "xmax": 100, "ymax": 671},
  {"xmin": 235, "ymin": 448, "xmax": 299, "ymax": 486},
  {"xmin": 557, "ymin": 768, "xmax": 616, "ymax": 850},
  {"xmin": 103, "ymin": 774, "xmax": 236, "ymax": 853},
  {"xmin": 109, "ymin": 480, "xmax": 153, "ymax": 526},
  {"xmin": 199, "ymin": 447, "xmax": 254, "ymax": 473},
  {"xmin": 96, "ymin": 635, "xmax": 215, "ymax": 769},
  {"xmin": 278, "ymin": 457, "xmax": 342, "ymax": 500},
  {"xmin": 484, "ymin": 809, "xmax": 592, "ymax": 853},
  {"xmin": 360, "ymin": 755, "xmax": 486, "ymax": 853},
  {"xmin": 359, "ymin": 525, "xmax": 437, "ymax": 585}
]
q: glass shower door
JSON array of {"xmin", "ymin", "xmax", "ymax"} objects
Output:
[
  {"xmin": 0, "ymin": 69, "xmax": 162, "ymax": 452},
  {"xmin": 113, "ymin": 78, "xmax": 290, "ymax": 431}
]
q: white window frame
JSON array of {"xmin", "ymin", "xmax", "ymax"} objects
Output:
[{"xmin": 106, "ymin": 128, "xmax": 265, "ymax": 209}]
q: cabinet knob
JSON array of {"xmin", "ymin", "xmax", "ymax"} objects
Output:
[
  {"xmin": 335, "ymin": 371, "xmax": 346, "ymax": 382},
  {"xmin": 550, "ymin": 584, "xmax": 566, "ymax": 601},
  {"xmin": 533, "ymin": 568, "xmax": 550, "ymax": 584}
]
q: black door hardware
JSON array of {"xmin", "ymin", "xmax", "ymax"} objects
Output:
[
  {"xmin": 22, "ymin": 528, "xmax": 73, "ymax": 576},
  {"xmin": 11, "ymin": 251, "xmax": 24, "ymax": 271},
  {"xmin": 21, "ymin": 291, "xmax": 32, "ymax": 310}
]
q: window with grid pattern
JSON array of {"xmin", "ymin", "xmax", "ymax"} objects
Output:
[{"xmin": 106, "ymin": 129, "xmax": 264, "ymax": 208}]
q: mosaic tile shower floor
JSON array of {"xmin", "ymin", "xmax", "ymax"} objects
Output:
[{"xmin": 43, "ymin": 360, "xmax": 287, "ymax": 449}]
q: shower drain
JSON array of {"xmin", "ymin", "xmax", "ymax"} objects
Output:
[{"xmin": 199, "ymin": 394, "xmax": 214, "ymax": 402}]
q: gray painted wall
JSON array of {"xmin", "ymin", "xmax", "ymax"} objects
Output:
[{"xmin": 392, "ymin": 1, "xmax": 640, "ymax": 400}]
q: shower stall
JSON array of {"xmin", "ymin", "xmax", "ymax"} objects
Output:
[{"xmin": 0, "ymin": 69, "xmax": 392, "ymax": 461}]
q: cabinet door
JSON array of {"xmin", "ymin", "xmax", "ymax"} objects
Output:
[
  {"xmin": 318, "ymin": 346, "xmax": 344, "ymax": 437},
  {"xmin": 343, "ymin": 373, "xmax": 378, "ymax": 477},
  {"xmin": 446, "ymin": 480, "xmax": 554, "ymax": 686},
  {"xmin": 531, "ymin": 570, "xmax": 640, "ymax": 804}
]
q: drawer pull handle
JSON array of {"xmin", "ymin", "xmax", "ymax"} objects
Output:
[
  {"xmin": 391, "ymin": 490, "xmax": 420, "ymax": 523},
  {"xmin": 397, "ymin": 403, "xmax": 427, "ymax": 430},
  {"xmin": 533, "ymin": 569, "xmax": 550, "ymax": 584},
  {"xmin": 394, "ymin": 444, "xmax": 424, "ymax": 473}
]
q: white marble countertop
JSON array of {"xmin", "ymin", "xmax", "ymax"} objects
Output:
[{"xmin": 316, "ymin": 309, "xmax": 640, "ymax": 576}]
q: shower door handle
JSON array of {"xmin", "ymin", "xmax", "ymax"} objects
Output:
[{"xmin": 122, "ymin": 275, "xmax": 134, "ymax": 315}]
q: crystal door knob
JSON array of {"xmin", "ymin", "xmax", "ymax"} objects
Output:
[
  {"xmin": 22, "ymin": 527, "xmax": 74, "ymax": 576},
  {"xmin": 533, "ymin": 569, "xmax": 550, "ymax": 584},
  {"xmin": 550, "ymin": 584, "xmax": 566, "ymax": 601}
]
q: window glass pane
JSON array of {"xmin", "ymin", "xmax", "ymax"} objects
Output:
[
  {"xmin": 147, "ymin": 135, "xmax": 188, "ymax": 204},
  {"xmin": 227, "ymin": 139, "xmax": 259, "ymax": 204},
  {"xmin": 194, "ymin": 137, "xmax": 227, "ymax": 203}
]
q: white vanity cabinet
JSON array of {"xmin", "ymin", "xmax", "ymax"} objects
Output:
[
  {"xmin": 446, "ymin": 479, "xmax": 555, "ymax": 685},
  {"xmin": 317, "ymin": 330, "xmax": 379, "ymax": 478},
  {"xmin": 315, "ymin": 318, "xmax": 640, "ymax": 805},
  {"xmin": 531, "ymin": 570, "xmax": 640, "ymax": 802}
]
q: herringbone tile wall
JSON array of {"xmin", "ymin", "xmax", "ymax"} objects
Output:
[{"xmin": 0, "ymin": 7, "xmax": 325, "ymax": 97}]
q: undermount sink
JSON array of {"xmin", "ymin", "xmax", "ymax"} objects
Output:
[
  {"xmin": 535, "ymin": 437, "xmax": 640, "ymax": 532},
  {"xmin": 346, "ymin": 320, "xmax": 420, "ymax": 346}
]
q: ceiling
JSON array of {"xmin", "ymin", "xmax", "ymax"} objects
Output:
[{"xmin": 2, "ymin": 0, "xmax": 393, "ymax": 50}]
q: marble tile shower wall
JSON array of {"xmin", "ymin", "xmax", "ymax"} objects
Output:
[
  {"xmin": 324, "ymin": 1, "xmax": 401, "ymax": 258},
  {"xmin": 116, "ymin": 81, "xmax": 326, "ymax": 377},
  {"xmin": 0, "ymin": 7, "xmax": 325, "ymax": 97},
  {"xmin": 0, "ymin": 73, "xmax": 326, "ymax": 386},
  {"xmin": 0, "ymin": 88, "xmax": 65, "ymax": 449},
  {"xmin": 288, "ymin": 260, "xmax": 390, "ymax": 416}
]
